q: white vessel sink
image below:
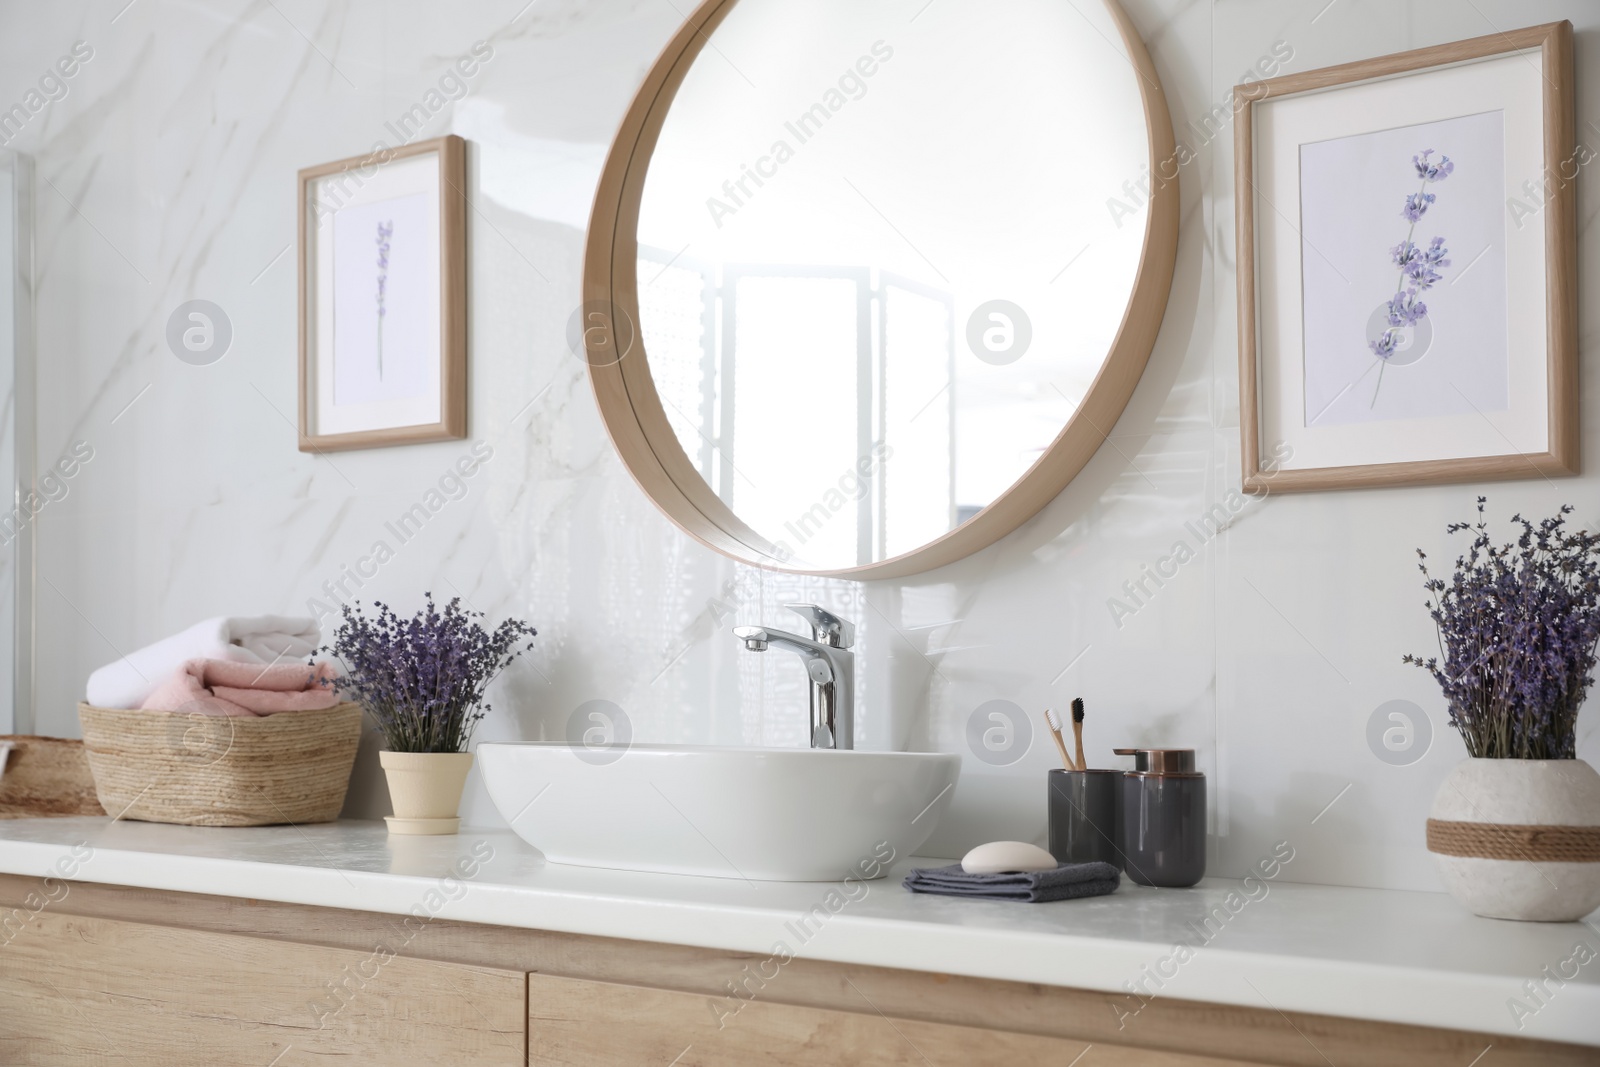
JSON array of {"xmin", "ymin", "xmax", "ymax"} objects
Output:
[{"xmin": 477, "ymin": 743, "xmax": 960, "ymax": 882}]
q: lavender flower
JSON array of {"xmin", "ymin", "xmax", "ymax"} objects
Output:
[
  {"xmin": 1384, "ymin": 288, "xmax": 1427, "ymax": 327},
  {"xmin": 317, "ymin": 595, "xmax": 538, "ymax": 753},
  {"xmin": 1401, "ymin": 191, "xmax": 1436, "ymax": 223},
  {"xmin": 1370, "ymin": 150, "xmax": 1456, "ymax": 406},
  {"xmin": 375, "ymin": 220, "xmax": 393, "ymax": 379},
  {"xmin": 1404, "ymin": 500, "xmax": 1600, "ymax": 760},
  {"xmin": 1391, "ymin": 236, "xmax": 1451, "ymax": 291},
  {"xmin": 1412, "ymin": 148, "xmax": 1455, "ymax": 182}
]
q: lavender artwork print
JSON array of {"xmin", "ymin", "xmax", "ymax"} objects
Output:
[
  {"xmin": 375, "ymin": 220, "xmax": 393, "ymax": 379},
  {"xmin": 1297, "ymin": 111, "xmax": 1508, "ymax": 428},
  {"xmin": 331, "ymin": 192, "xmax": 432, "ymax": 407},
  {"xmin": 1368, "ymin": 151, "xmax": 1452, "ymax": 406}
]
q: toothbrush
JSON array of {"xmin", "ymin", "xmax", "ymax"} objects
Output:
[
  {"xmin": 1071, "ymin": 697, "xmax": 1087, "ymax": 771},
  {"xmin": 1044, "ymin": 709, "xmax": 1077, "ymax": 771}
]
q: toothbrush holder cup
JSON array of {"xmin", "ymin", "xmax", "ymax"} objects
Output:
[{"xmin": 1046, "ymin": 768, "xmax": 1124, "ymax": 870}]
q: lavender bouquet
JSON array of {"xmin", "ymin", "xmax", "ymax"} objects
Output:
[
  {"xmin": 318, "ymin": 595, "xmax": 537, "ymax": 753},
  {"xmin": 1405, "ymin": 500, "xmax": 1600, "ymax": 759}
]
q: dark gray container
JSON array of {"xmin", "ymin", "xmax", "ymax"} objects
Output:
[
  {"xmin": 1115, "ymin": 748, "xmax": 1206, "ymax": 888},
  {"xmin": 1046, "ymin": 768, "xmax": 1123, "ymax": 870}
]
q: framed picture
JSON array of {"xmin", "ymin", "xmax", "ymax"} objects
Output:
[
  {"xmin": 1235, "ymin": 22, "xmax": 1575, "ymax": 493},
  {"xmin": 297, "ymin": 134, "xmax": 467, "ymax": 452}
]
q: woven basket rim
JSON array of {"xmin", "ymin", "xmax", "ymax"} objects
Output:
[{"xmin": 79, "ymin": 701, "xmax": 362, "ymax": 725}]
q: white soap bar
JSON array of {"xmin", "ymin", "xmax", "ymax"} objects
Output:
[{"xmin": 961, "ymin": 841, "xmax": 1058, "ymax": 874}]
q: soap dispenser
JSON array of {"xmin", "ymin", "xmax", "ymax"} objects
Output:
[{"xmin": 1113, "ymin": 748, "xmax": 1205, "ymax": 888}]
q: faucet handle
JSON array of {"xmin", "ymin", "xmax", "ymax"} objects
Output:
[{"xmin": 785, "ymin": 603, "xmax": 855, "ymax": 649}]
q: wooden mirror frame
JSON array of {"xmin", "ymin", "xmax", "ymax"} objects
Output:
[{"xmin": 583, "ymin": 0, "xmax": 1179, "ymax": 579}]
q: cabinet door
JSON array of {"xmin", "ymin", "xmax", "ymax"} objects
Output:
[
  {"xmin": 526, "ymin": 972, "xmax": 1260, "ymax": 1066},
  {"xmin": 0, "ymin": 910, "xmax": 525, "ymax": 1066}
]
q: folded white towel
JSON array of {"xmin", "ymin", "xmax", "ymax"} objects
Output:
[{"xmin": 86, "ymin": 615, "xmax": 321, "ymax": 709}]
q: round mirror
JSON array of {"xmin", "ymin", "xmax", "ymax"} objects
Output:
[{"xmin": 585, "ymin": 0, "xmax": 1176, "ymax": 578}]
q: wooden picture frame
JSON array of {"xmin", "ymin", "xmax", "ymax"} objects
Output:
[
  {"xmin": 297, "ymin": 135, "xmax": 467, "ymax": 452},
  {"xmin": 1235, "ymin": 21, "xmax": 1576, "ymax": 493}
]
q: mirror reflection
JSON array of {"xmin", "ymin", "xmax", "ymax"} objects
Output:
[{"xmin": 635, "ymin": 0, "xmax": 1152, "ymax": 569}]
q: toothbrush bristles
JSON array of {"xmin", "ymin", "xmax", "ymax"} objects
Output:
[
  {"xmin": 1043, "ymin": 708, "xmax": 1076, "ymax": 771},
  {"xmin": 1071, "ymin": 697, "xmax": 1085, "ymax": 723}
]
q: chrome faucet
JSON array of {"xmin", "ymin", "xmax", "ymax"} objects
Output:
[{"xmin": 733, "ymin": 604, "xmax": 855, "ymax": 750}]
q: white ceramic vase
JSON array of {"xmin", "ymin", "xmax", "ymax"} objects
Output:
[
  {"xmin": 380, "ymin": 751, "xmax": 473, "ymax": 836},
  {"xmin": 1427, "ymin": 758, "xmax": 1600, "ymax": 921}
]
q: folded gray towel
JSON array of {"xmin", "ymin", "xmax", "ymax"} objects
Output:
[{"xmin": 902, "ymin": 861, "xmax": 1120, "ymax": 902}]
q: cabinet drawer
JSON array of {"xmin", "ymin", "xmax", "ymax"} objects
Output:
[
  {"xmin": 0, "ymin": 911, "xmax": 524, "ymax": 1066},
  {"xmin": 527, "ymin": 972, "xmax": 1261, "ymax": 1066}
]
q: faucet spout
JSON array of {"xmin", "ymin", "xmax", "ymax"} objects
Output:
[{"xmin": 733, "ymin": 626, "xmax": 770, "ymax": 652}]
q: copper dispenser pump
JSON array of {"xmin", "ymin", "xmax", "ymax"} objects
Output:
[{"xmin": 1113, "ymin": 748, "xmax": 1200, "ymax": 776}]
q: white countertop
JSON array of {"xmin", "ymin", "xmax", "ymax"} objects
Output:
[{"xmin": 0, "ymin": 817, "xmax": 1595, "ymax": 1047}]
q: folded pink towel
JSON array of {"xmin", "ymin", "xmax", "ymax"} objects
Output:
[{"xmin": 139, "ymin": 659, "xmax": 339, "ymax": 717}]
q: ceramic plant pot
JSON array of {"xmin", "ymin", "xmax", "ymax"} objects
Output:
[
  {"xmin": 380, "ymin": 750, "xmax": 473, "ymax": 836},
  {"xmin": 1427, "ymin": 758, "xmax": 1600, "ymax": 921}
]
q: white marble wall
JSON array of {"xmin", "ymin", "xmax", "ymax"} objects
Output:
[{"xmin": 1, "ymin": 0, "xmax": 1595, "ymax": 892}]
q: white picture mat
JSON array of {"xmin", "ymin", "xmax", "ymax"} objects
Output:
[
  {"xmin": 310, "ymin": 153, "xmax": 443, "ymax": 436},
  {"xmin": 1254, "ymin": 51, "xmax": 1548, "ymax": 471}
]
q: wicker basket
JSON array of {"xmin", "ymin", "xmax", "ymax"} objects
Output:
[{"xmin": 77, "ymin": 702, "xmax": 363, "ymax": 826}]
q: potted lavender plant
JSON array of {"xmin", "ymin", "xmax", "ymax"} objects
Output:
[
  {"xmin": 1407, "ymin": 500, "xmax": 1600, "ymax": 921},
  {"xmin": 321, "ymin": 596, "xmax": 537, "ymax": 836}
]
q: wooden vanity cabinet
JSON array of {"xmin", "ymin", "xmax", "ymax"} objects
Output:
[
  {"xmin": 0, "ymin": 910, "xmax": 525, "ymax": 1066},
  {"xmin": 0, "ymin": 876, "xmax": 1590, "ymax": 1067},
  {"xmin": 524, "ymin": 971, "xmax": 1254, "ymax": 1066}
]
